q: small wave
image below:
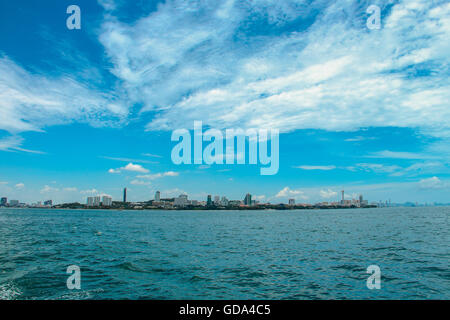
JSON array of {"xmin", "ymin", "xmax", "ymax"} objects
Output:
[
  {"xmin": 116, "ymin": 262, "xmax": 145, "ymax": 273},
  {"xmin": 0, "ymin": 282, "xmax": 22, "ymax": 300},
  {"xmin": 189, "ymin": 275, "xmax": 210, "ymax": 282},
  {"xmin": 115, "ymin": 262, "xmax": 169, "ymax": 274}
]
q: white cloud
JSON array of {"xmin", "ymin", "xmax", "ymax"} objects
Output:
[
  {"xmin": 130, "ymin": 180, "xmax": 150, "ymax": 186},
  {"xmin": 93, "ymin": 0, "xmax": 450, "ymax": 141},
  {"xmin": 98, "ymin": 0, "xmax": 117, "ymax": 11},
  {"xmin": 142, "ymin": 153, "xmax": 163, "ymax": 158},
  {"xmin": 343, "ymin": 161, "xmax": 449, "ymax": 177},
  {"xmin": 137, "ymin": 171, "xmax": 179, "ymax": 180},
  {"xmin": 160, "ymin": 188, "xmax": 186, "ymax": 198},
  {"xmin": 366, "ymin": 150, "xmax": 437, "ymax": 160},
  {"xmin": 294, "ymin": 165, "xmax": 336, "ymax": 171},
  {"xmin": 418, "ymin": 176, "xmax": 448, "ymax": 190},
  {"xmin": 101, "ymin": 156, "xmax": 157, "ymax": 164},
  {"xmin": 109, "ymin": 162, "xmax": 149, "ymax": 174},
  {"xmin": 0, "ymin": 135, "xmax": 44, "ymax": 154},
  {"xmin": 354, "ymin": 163, "xmax": 402, "ymax": 174},
  {"xmin": 40, "ymin": 185, "xmax": 58, "ymax": 193},
  {"xmin": 63, "ymin": 187, "xmax": 78, "ymax": 192},
  {"xmin": 275, "ymin": 187, "xmax": 308, "ymax": 200},
  {"xmin": 15, "ymin": 183, "xmax": 25, "ymax": 189},
  {"xmin": 2, "ymin": 0, "xmax": 449, "ymax": 165},
  {"xmin": 320, "ymin": 189, "xmax": 338, "ymax": 199},
  {"xmin": 0, "ymin": 56, "xmax": 127, "ymax": 135},
  {"xmin": 122, "ymin": 163, "xmax": 149, "ymax": 173},
  {"xmin": 253, "ymin": 195, "xmax": 266, "ymax": 201},
  {"xmin": 80, "ymin": 189, "xmax": 99, "ymax": 194},
  {"xmin": 345, "ymin": 136, "xmax": 376, "ymax": 142},
  {"xmin": 391, "ymin": 161, "xmax": 447, "ymax": 176}
]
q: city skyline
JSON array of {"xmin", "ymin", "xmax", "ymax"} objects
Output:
[
  {"xmin": 1, "ymin": 186, "xmax": 447, "ymax": 208},
  {"xmin": 1, "ymin": 0, "xmax": 449, "ymax": 205}
]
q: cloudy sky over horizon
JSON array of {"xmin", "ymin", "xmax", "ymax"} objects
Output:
[{"xmin": 0, "ymin": 0, "xmax": 449, "ymax": 204}]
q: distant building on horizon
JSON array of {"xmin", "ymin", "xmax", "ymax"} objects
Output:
[
  {"xmin": 86, "ymin": 196, "xmax": 101, "ymax": 206},
  {"xmin": 44, "ymin": 200, "xmax": 53, "ymax": 207},
  {"xmin": 244, "ymin": 193, "xmax": 252, "ymax": 206},
  {"xmin": 289, "ymin": 199, "xmax": 295, "ymax": 206},
  {"xmin": 102, "ymin": 196, "xmax": 112, "ymax": 206},
  {"xmin": 9, "ymin": 200, "xmax": 19, "ymax": 207},
  {"xmin": 214, "ymin": 195, "xmax": 220, "ymax": 205},
  {"xmin": 1, "ymin": 197, "xmax": 7, "ymax": 206},
  {"xmin": 229, "ymin": 200, "xmax": 242, "ymax": 206},
  {"xmin": 123, "ymin": 188, "xmax": 127, "ymax": 203},
  {"xmin": 220, "ymin": 196, "xmax": 229, "ymax": 206},
  {"xmin": 155, "ymin": 191, "xmax": 161, "ymax": 202},
  {"xmin": 207, "ymin": 195, "xmax": 212, "ymax": 206},
  {"xmin": 174, "ymin": 194, "xmax": 188, "ymax": 207}
]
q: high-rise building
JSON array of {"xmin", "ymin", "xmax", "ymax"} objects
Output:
[
  {"xmin": 102, "ymin": 196, "xmax": 112, "ymax": 206},
  {"xmin": 214, "ymin": 195, "xmax": 220, "ymax": 205},
  {"xmin": 244, "ymin": 193, "xmax": 252, "ymax": 206},
  {"xmin": 87, "ymin": 197, "xmax": 95, "ymax": 206},
  {"xmin": 1, "ymin": 197, "xmax": 7, "ymax": 206},
  {"xmin": 207, "ymin": 195, "xmax": 212, "ymax": 206},
  {"xmin": 220, "ymin": 196, "xmax": 229, "ymax": 206},
  {"xmin": 9, "ymin": 200, "xmax": 19, "ymax": 207},
  {"xmin": 289, "ymin": 199, "xmax": 295, "ymax": 206},
  {"xmin": 44, "ymin": 200, "xmax": 53, "ymax": 207},
  {"xmin": 155, "ymin": 191, "xmax": 161, "ymax": 202},
  {"xmin": 341, "ymin": 190, "xmax": 345, "ymax": 204},
  {"xmin": 174, "ymin": 194, "xmax": 188, "ymax": 207},
  {"xmin": 123, "ymin": 188, "xmax": 127, "ymax": 203},
  {"xmin": 94, "ymin": 196, "xmax": 101, "ymax": 206}
]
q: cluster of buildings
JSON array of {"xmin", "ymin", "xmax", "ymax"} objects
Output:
[
  {"xmin": 1, "ymin": 188, "xmax": 375, "ymax": 210},
  {"xmin": 311, "ymin": 191, "xmax": 370, "ymax": 208},
  {"xmin": 0, "ymin": 197, "xmax": 53, "ymax": 208},
  {"xmin": 166, "ymin": 192, "xmax": 257, "ymax": 208},
  {"xmin": 81, "ymin": 189, "xmax": 261, "ymax": 210},
  {"xmin": 86, "ymin": 195, "xmax": 113, "ymax": 207}
]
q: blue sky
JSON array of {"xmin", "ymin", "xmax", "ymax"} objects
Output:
[{"xmin": 0, "ymin": 0, "xmax": 449, "ymax": 204}]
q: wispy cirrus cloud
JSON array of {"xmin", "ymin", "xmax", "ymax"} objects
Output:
[
  {"xmin": 63, "ymin": 187, "xmax": 78, "ymax": 192},
  {"xmin": 0, "ymin": 56, "xmax": 127, "ymax": 135},
  {"xmin": 319, "ymin": 189, "xmax": 338, "ymax": 199},
  {"xmin": 294, "ymin": 165, "xmax": 336, "ymax": 171},
  {"xmin": 137, "ymin": 171, "xmax": 179, "ymax": 180},
  {"xmin": 40, "ymin": 185, "xmax": 58, "ymax": 193},
  {"xmin": 0, "ymin": 135, "xmax": 45, "ymax": 154},
  {"xmin": 345, "ymin": 136, "xmax": 377, "ymax": 142},
  {"xmin": 365, "ymin": 150, "xmax": 439, "ymax": 160},
  {"xmin": 142, "ymin": 153, "xmax": 163, "ymax": 158},
  {"xmin": 96, "ymin": 0, "xmax": 449, "ymax": 142},
  {"xmin": 80, "ymin": 189, "xmax": 99, "ymax": 195},
  {"xmin": 101, "ymin": 156, "xmax": 158, "ymax": 164},
  {"xmin": 130, "ymin": 179, "xmax": 151, "ymax": 186}
]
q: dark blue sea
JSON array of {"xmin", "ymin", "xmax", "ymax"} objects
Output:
[{"xmin": 0, "ymin": 207, "xmax": 448, "ymax": 300}]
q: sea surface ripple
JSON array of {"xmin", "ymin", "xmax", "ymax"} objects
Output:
[{"xmin": 0, "ymin": 207, "xmax": 449, "ymax": 299}]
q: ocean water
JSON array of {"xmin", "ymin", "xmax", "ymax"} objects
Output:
[{"xmin": 0, "ymin": 207, "xmax": 448, "ymax": 300}]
